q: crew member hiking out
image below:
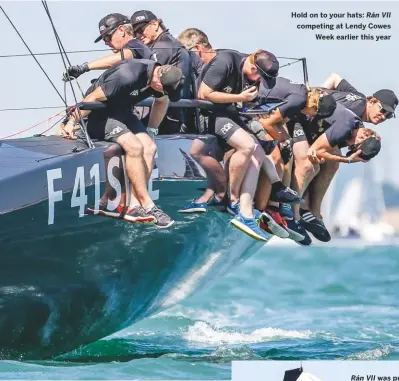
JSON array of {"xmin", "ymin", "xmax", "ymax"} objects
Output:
[
  {"xmin": 303, "ymin": 73, "xmax": 399, "ymax": 242},
  {"xmin": 131, "ymin": 10, "xmax": 193, "ymax": 134},
  {"xmin": 61, "ymin": 59, "xmax": 185, "ymax": 228},
  {"xmin": 197, "ymin": 48, "xmax": 301, "ymax": 241},
  {"xmin": 254, "ymin": 80, "xmax": 337, "ymax": 245},
  {"xmin": 62, "ymin": 13, "xmax": 154, "ymax": 81},
  {"xmin": 294, "ymin": 103, "xmax": 381, "ymax": 243}
]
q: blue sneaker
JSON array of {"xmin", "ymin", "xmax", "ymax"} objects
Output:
[
  {"xmin": 270, "ymin": 182, "xmax": 303, "ymax": 204},
  {"xmin": 284, "ymin": 218, "xmax": 312, "ymax": 246},
  {"xmin": 227, "ymin": 200, "xmax": 240, "ymax": 216},
  {"xmin": 253, "ymin": 208, "xmax": 262, "ymax": 221},
  {"xmin": 279, "ymin": 203, "xmax": 294, "ymax": 219},
  {"xmin": 178, "ymin": 199, "xmax": 208, "ymax": 213},
  {"xmin": 231, "ymin": 212, "xmax": 270, "ymax": 242},
  {"xmin": 208, "ymin": 195, "xmax": 225, "ymax": 210}
]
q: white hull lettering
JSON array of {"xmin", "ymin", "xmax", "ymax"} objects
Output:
[
  {"xmin": 90, "ymin": 163, "xmax": 100, "ymax": 214},
  {"xmin": 47, "ymin": 168, "xmax": 63, "ymax": 225},
  {"xmin": 46, "ymin": 155, "xmax": 159, "ymax": 225},
  {"xmin": 71, "ymin": 166, "xmax": 88, "ymax": 218},
  {"xmin": 149, "ymin": 150, "xmax": 159, "ymax": 201},
  {"xmin": 106, "ymin": 156, "xmax": 122, "ymax": 211}
]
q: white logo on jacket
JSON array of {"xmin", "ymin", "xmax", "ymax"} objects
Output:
[
  {"xmin": 220, "ymin": 122, "xmax": 233, "ymax": 135},
  {"xmin": 109, "ymin": 126, "xmax": 123, "ymax": 135},
  {"xmin": 345, "ymin": 93, "xmax": 362, "ymax": 101}
]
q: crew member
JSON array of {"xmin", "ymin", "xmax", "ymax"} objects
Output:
[
  {"xmin": 131, "ymin": 10, "xmax": 193, "ymax": 133},
  {"xmin": 302, "ymin": 74, "xmax": 397, "ymax": 244},
  {"xmin": 197, "ymin": 48, "xmax": 302, "ymax": 241},
  {"xmin": 62, "ymin": 13, "xmax": 154, "ymax": 81},
  {"xmin": 61, "ymin": 59, "xmax": 185, "ymax": 228}
]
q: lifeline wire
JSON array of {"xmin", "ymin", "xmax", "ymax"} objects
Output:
[
  {"xmin": 41, "ymin": 0, "xmax": 94, "ymax": 148},
  {"xmin": 0, "ymin": 5, "xmax": 67, "ymax": 107}
]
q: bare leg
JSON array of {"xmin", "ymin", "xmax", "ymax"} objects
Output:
[
  {"xmin": 190, "ymin": 139, "xmax": 227, "ymax": 202},
  {"xmin": 309, "ymin": 159, "xmax": 339, "ymax": 219},
  {"xmin": 136, "ymin": 132, "xmax": 157, "ymax": 182},
  {"xmin": 116, "ymin": 132, "xmax": 153, "ymax": 208},
  {"xmin": 268, "ymin": 146, "xmax": 285, "ymax": 208},
  {"xmin": 226, "ymin": 129, "xmax": 256, "ymax": 205},
  {"xmin": 239, "ymin": 144, "xmax": 265, "ymax": 218},
  {"xmin": 283, "ymin": 156, "xmax": 293, "ymax": 187},
  {"xmin": 290, "ymin": 141, "xmax": 320, "ymax": 220}
]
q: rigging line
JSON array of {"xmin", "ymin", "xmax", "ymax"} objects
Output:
[
  {"xmin": 0, "ymin": 106, "xmax": 65, "ymax": 112},
  {"xmin": 41, "ymin": 0, "xmax": 84, "ymax": 97},
  {"xmin": 41, "ymin": 0, "xmax": 94, "ymax": 149},
  {"xmin": 0, "ymin": 110, "xmax": 65, "ymax": 139},
  {"xmin": 0, "ymin": 5, "xmax": 67, "ymax": 107},
  {"xmin": 0, "ymin": 49, "xmax": 111, "ymax": 58}
]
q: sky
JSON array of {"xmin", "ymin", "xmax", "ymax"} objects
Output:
[
  {"xmin": 1, "ymin": 0, "xmax": 399, "ymax": 185},
  {"xmin": 233, "ymin": 360, "xmax": 399, "ymax": 381}
]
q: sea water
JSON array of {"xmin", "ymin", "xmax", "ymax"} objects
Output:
[{"xmin": 1, "ymin": 244, "xmax": 398, "ymax": 379}]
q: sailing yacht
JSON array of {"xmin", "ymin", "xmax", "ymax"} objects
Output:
[
  {"xmin": 283, "ymin": 367, "xmax": 323, "ymax": 381},
  {"xmin": 329, "ymin": 160, "xmax": 395, "ymax": 243}
]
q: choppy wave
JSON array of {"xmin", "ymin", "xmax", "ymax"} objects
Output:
[
  {"xmin": 1, "ymin": 245, "xmax": 399, "ymax": 379},
  {"xmin": 183, "ymin": 321, "xmax": 313, "ymax": 345}
]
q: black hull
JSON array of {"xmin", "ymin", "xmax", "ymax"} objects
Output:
[{"xmin": 0, "ymin": 135, "xmax": 269, "ymax": 359}]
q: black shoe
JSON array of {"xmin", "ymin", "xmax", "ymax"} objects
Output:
[
  {"xmin": 270, "ymin": 181, "xmax": 303, "ymax": 204},
  {"xmin": 146, "ymin": 206, "xmax": 175, "ymax": 228},
  {"xmin": 284, "ymin": 217, "xmax": 312, "ymax": 246},
  {"xmin": 300, "ymin": 209, "xmax": 331, "ymax": 242}
]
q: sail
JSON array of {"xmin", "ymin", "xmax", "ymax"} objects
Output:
[
  {"xmin": 297, "ymin": 372, "xmax": 323, "ymax": 381},
  {"xmin": 332, "ymin": 175, "xmax": 364, "ymax": 234},
  {"xmin": 283, "ymin": 368, "xmax": 303, "ymax": 381},
  {"xmin": 179, "ymin": 148, "xmax": 205, "ymax": 179}
]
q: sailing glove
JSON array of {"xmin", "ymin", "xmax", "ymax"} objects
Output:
[
  {"xmin": 63, "ymin": 63, "xmax": 89, "ymax": 81},
  {"xmin": 279, "ymin": 138, "xmax": 294, "ymax": 164}
]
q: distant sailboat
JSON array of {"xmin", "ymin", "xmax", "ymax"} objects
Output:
[
  {"xmin": 328, "ymin": 160, "xmax": 395, "ymax": 243},
  {"xmin": 179, "ymin": 148, "xmax": 206, "ymax": 179},
  {"xmin": 283, "ymin": 367, "xmax": 323, "ymax": 381}
]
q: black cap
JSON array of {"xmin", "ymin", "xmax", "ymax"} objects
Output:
[
  {"xmin": 358, "ymin": 135, "xmax": 381, "ymax": 160},
  {"xmin": 254, "ymin": 50, "xmax": 279, "ymax": 81},
  {"xmin": 373, "ymin": 89, "xmax": 398, "ymax": 117},
  {"xmin": 131, "ymin": 10, "xmax": 157, "ymax": 31},
  {"xmin": 346, "ymin": 135, "xmax": 381, "ymax": 160},
  {"xmin": 94, "ymin": 13, "xmax": 130, "ymax": 43},
  {"xmin": 317, "ymin": 93, "xmax": 337, "ymax": 118},
  {"xmin": 159, "ymin": 65, "xmax": 185, "ymax": 102}
]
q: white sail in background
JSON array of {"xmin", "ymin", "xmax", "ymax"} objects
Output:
[
  {"xmin": 332, "ymin": 176, "xmax": 364, "ymax": 236},
  {"xmin": 330, "ymin": 160, "xmax": 395, "ymax": 242}
]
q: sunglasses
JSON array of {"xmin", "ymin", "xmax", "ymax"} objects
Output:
[
  {"xmin": 103, "ymin": 27, "xmax": 117, "ymax": 43},
  {"xmin": 134, "ymin": 22, "xmax": 151, "ymax": 36},
  {"xmin": 378, "ymin": 104, "xmax": 394, "ymax": 119}
]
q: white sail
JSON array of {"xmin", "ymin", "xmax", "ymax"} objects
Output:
[
  {"xmin": 330, "ymin": 160, "xmax": 395, "ymax": 242},
  {"xmin": 297, "ymin": 372, "xmax": 323, "ymax": 381}
]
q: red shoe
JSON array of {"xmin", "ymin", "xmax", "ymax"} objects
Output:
[
  {"xmin": 259, "ymin": 208, "xmax": 289, "ymax": 239},
  {"xmin": 85, "ymin": 203, "xmax": 124, "ymax": 219}
]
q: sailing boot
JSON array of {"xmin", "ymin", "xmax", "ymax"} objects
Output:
[{"xmin": 300, "ymin": 209, "xmax": 331, "ymax": 242}]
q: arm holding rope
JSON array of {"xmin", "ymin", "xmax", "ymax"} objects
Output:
[{"xmin": 62, "ymin": 88, "xmax": 106, "ymax": 139}]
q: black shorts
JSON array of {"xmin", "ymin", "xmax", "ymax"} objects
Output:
[
  {"xmin": 289, "ymin": 122, "xmax": 324, "ymax": 145},
  {"xmin": 87, "ymin": 110, "xmax": 147, "ymax": 142}
]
